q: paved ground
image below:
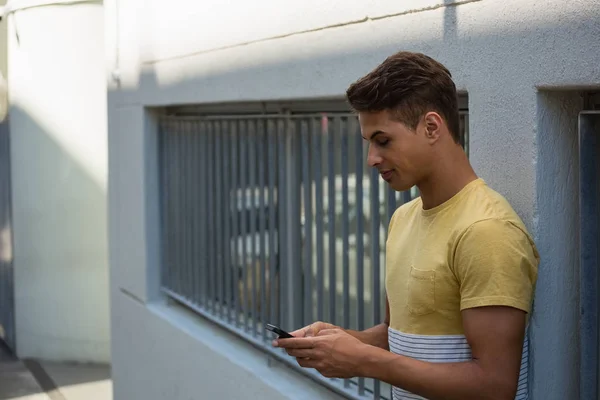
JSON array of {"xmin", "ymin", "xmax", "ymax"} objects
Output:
[
  {"xmin": 0, "ymin": 343, "xmax": 112, "ymax": 400},
  {"xmin": 0, "ymin": 344, "xmax": 49, "ymax": 400},
  {"xmin": 39, "ymin": 362, "xmax": 112, "ymax": 400}
]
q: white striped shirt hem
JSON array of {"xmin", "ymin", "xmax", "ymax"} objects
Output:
[{"xmin": 388, "ymin": 327, "xmax": 529, "ymax": 400}]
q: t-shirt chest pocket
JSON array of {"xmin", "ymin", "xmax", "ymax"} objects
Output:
[{"xmin": 406, "ymin": 266, "xmax": 437, "ymax": 316}]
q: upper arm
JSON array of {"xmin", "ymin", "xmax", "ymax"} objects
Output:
[
  {"xmin": 462, "ymin": 306, "xmax": 526, "ymax": 398},
  {"xmin": 454, "ymin": 218, "xmax": 538, "ymax": 397}
]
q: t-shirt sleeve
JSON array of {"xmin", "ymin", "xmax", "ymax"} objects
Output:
[{"xmin": 453, "ymin": 219, "xmax": 539, "ymax": 312}]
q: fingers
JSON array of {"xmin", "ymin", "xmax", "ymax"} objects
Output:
[
  {"xmin": 285, "ymin": 348, "xmax": 313, "ymax": 358},
  {"xmin": 296, "ymin": 357, "xmax": 320, "ymax": 369},
  {"xmin": 272, "ymin": 337, "xmax": 314, "ymax": 349}
]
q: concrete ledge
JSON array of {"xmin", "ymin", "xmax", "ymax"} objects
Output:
[{"xmin": 110, "ymin": 290, "xmax": 345, "ymax": 400}]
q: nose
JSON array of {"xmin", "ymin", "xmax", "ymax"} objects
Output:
[{"xmin": 367, "ymin": 143, "xmax": 382, "ymax": 168}]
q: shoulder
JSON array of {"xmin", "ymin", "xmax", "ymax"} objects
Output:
[
  {"xmin": 458, "ymin": 218, "xmax": 536, "ymax": 251},
  {"xmin": 451, "ymin": 183, "xmax": 540, "ymax": 275},
  {"xmin": 455, "ymin": 181, "xmax": 535, "ymax": 240}
]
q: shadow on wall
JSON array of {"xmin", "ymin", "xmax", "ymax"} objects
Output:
[{"xmin": 8, "ymin": 104, "xmax": 109, "ymax": 363}]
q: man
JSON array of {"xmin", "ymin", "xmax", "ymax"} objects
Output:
[{"xmin": 273, "ymin": 51, "xmax": 539, "ymax": 400}]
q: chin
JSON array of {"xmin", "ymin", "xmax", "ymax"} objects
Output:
[{"xmin": 388, "ymin": 181, "xmax": 410, "ymax": 192}]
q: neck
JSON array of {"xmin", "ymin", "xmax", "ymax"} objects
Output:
[{"xmin": 417, "ymin": 147, "xmax": 478, "ymax": 210}]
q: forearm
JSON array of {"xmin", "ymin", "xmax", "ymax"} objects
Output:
[
  {"xmin": 344, "ymin": 323, "xmax": 389, "ymax": 350},
  {"xmin": 358, "ymin": 346, "xmax": 515, "ymax": 400}
]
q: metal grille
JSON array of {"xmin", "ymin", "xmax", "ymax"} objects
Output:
[
  {"xmin": 158, "ymin": 109, "xmax": 469, "ymax": 400},
  {"xmin": 0, "ymin": 119, "xmax": 14, "ymax": 350}
]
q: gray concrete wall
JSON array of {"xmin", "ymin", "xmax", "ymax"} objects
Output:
[
  {"xmin": 106, "ymin": 0, "xmax": 600, "ymax": 398},
  {"xmin": 8, "ymin": 3, "xmax": 109, "ymax": 362},
  {"xmin": 532, "ymin": 91, "xmax": 585, "ymax": 399}
]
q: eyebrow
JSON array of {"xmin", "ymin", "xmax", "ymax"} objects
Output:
[{"xmin": 362, "ymin": 130, "xmax": 385, "ymax": 141}]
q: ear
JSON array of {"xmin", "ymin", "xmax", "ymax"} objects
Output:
[{"xmin": 423, "ymin": 111, "xmax": 443, "ymax": 143}]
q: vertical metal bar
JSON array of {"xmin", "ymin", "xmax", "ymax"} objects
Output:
[
  {"xmin": 191, "ymin": 121, "xmax": 205, "ymax": 306},
  {"xmin": 328, "ymin": 117, "xmax": 337, "ymax": 326},
  {"xmin": 248, "ymin": 120, "xmax": 258, "ymax": 336},
  {"xmin": 190, "ymin": 121, "xmax": 198, "ymax": 302},
  {"xmin": 258, "ymin": 119, "xmax": 267, "ymax": 341},
  {"xmin": 465, "ymin": 113, "xmax": 470, "ymax": 157},
  {"xmin": 341, "ymin": 118, "xmax": 350, "ymax": 329},
  {"xmin": 370, "ymin": 168, "xmax": 381, "ymax": 325},
  {"xmin": 6, "ymin": 120, "xmax": 14, "ymax": 349},
  {"xmin": 402, "ymin": 189, "xmax": 412, "ymax": 205},
  {"xmin": 371, "ymin": 160, "xmax": 383, "ymax": 400},
  {"xmin": 277, "ymin": 118, "xmax": 289, "ymax": 329},
  {"xmin": 0, "ymin": 118, "xmax": 14, "ymax": 349},
  {"xmin": 231, "ymin": 120, "xmax": 240, "ymax": 327},
  {"xmin": 355, "ymin": 117, "xmax": 365, "ymax": 332},
  {"xmin": 354, "ymin": 117, "xmax": 367, "ymax": 396},
  {"xmin": 351, "ymin": 116, "xmax": 366, "ymax": 396},
  {"xmin": 209, "ymin": 121, "xmax": 217, "ymax": 313},
  {"xmin": 286, "ymin": 117, "xmax": 303, "ymax": 331},
  {"xmin": 460, "ymin": 111, "xmax": 470, "ymax": 157},
  {"xmin": 268, "ymin": 119, "xmax": 278, "ymax": 326},
  {"xmin": 173, "ymin": 121, "xmax": 182, "ymax": 296},
  {"xmin": 222, "ymin": 120, "xmax": 232, "ymax": 323},
  {"xmin": 195, "ymin": 121, "xmax": 202, "ymax": 303},
  {"xmin": 301, "ymin": 119, "xmax": 313, "ymax": 325},
  {"xmin": 179, "ymin": 121, "xmax": 186, "ymax": 298},
  {"xmin": 221, "ymin": 120, "xmax": 229, "ymax": 320},
  {"xmin": 341, "ymin": 117, "xmax": 350, "ymax": 388},
  {"xmin": 313, "ymin": 117, "xmax": 325, "ymax": 322},
  {"xmin": 166, "ymin": 120, "xmax": 175, "ymax": 293},
  {"xmin": 184, "ymin": 121, "xmax": 192, "ymax": 300},
  {"xmin": 201, "ymin": 121, "xmax": 210, "ymax": 308},
  {"xmin": 240, "ymin": 120, "xmax": 249, "ymax": 331},
  {"xmin": 579, "ymin": 111, "xmax": 600, "ymax": 400},
  {"xmin": 212, "ymin": 121, "xmax": 223, "ymax": 317},
  {"xmin": 179, "ymin": 120, "xmax": 186, "ymax": 297},
  {"xmin": 202, "ymin": 121, "xmax": 209, "ymax": 306},
  {"xmin": 187, "ymin": 121, "xmax": 195, "ymax": 300},
  {"xmin": 387, "ymin": 186, "xmax": 396, "ymax": 224},
  {"xmin": 159, "ymin": 120, "xmax": 170, "ymax": 290}
]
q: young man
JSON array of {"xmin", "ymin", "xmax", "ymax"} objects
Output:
[{"xmin": 273, "ymin": 51, "xmax": 539, "ymax": 400}]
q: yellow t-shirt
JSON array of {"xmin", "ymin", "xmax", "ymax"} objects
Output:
[{"xmin": 385, "ymin": 178, "xmax": 539, "ymax": 400}]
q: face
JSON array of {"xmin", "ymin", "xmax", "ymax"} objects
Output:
[{"xmin": 359, "ymin": 109, "xmax": 439, "ymax": 192}]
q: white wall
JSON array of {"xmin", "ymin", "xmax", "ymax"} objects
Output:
[
  {"xmin": 8, "ymin": 2, "xmax": 109, "ymax": 362},
  {"xmin": 107, "ymin": 0, "xmax": 600, "ymax": 398}
]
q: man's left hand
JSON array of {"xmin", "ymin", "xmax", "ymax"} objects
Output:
[{"xmin": 273, "ymin": 329, "xmax": 368, "ymax": 379}]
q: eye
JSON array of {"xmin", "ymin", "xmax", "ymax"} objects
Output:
[{"xmin": 377, "ymin": 138, "xmax": 389, "ymax": 147}]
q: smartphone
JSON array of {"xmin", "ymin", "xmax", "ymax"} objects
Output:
[{"xmin": 265, "ymin": 323, "xmax": 293, "ymax": 339}]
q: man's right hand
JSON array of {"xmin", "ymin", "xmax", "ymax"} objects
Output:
[{"xmin": 291, "ymin": 321, "xmax": 339, "ymax": 337}]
